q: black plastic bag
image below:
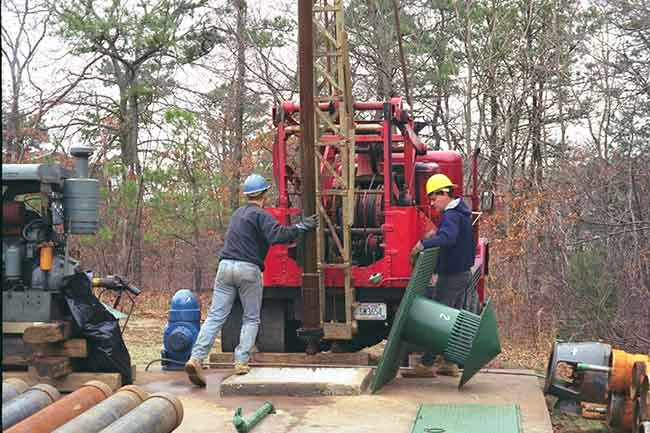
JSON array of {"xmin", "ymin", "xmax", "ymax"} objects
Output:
[{"xmin": 61, "ymin": 272, "xmax": 133, "ymax": 385}]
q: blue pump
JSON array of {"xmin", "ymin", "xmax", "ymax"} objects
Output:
[{"xmin": 161, "ymin": 289, "xmax": 201, "ymax": 370}]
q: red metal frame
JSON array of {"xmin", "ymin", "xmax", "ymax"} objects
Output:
[{"xmin": 266, "ymin": 97, "xmax": 487, "ymax": 302}]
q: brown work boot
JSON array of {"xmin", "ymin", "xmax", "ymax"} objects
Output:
[
  {"xmin": 234, "ymin": 362, "xmax": 250, "ymax": 375},
  {"xmin": 437, "ymin": 360, "xmax": 460, "ymax": 377},
  {"xmin": 412, "ymin": 362, "xmax": 438, "ymax": 377},
  {"xmin": 185, "ymin": 358, "xmax": 206, "ymax": 387}
]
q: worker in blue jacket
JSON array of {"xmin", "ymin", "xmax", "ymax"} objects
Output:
[
  {"xmin": 410, "ymin": 173, "xmax": 477, "ymax": 376},
  {"xmin": 185, "ymin": 174, "xmax": 317, "ymax": 386}
]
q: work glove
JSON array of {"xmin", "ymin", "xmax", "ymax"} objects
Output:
[
  {"xmin": 409, "ymin": 241, "xmax": 424, "ymax": 267},
  {"xmin": 295, "ymin": 214, "xmax": 318, "ymax": 232}
]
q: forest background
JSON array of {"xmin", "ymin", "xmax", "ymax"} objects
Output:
[{"xmin": 2, "ymin": 0, "xmax": 648, "ymax": 354}]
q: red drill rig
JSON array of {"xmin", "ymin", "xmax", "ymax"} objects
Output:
[
  {"xmin": 221, "ymin": 0, "xmax": 490, "ymax": 354},
  {"xmin": 220, "ymin": 97, "xmax": 490, "ymax": 353}
]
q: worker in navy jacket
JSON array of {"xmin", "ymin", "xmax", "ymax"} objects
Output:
[
  {"xmin": 185, "ymin": 174, "xmax": 316, "ymax": 386},
  {"xmin": 410, "ymin": 173, "xmax": 478, "ymax": 376}
]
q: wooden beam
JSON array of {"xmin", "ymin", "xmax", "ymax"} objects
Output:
[
  {"xmin": 2, "ymin": 338, "xmax": 87, "ymax": 367},
  {"xmin": 2, "ymin": 371, "xmax": 122, "ymax": 393},
  {"xmin": 322, "ymin": 322, "xmax": 354, "ymax": 340},
  {"xmin": 3, "ymin": 322, "xmax": 46, "ymax": 334},
  {"xmin": 209, "ymin": 351, "xmax": 371, "ymax": 368},
  {"xmin": 23, "ymin": 321, "xmax": 72, "ymax": 344},
  {"xmin": 29, "ymin": 357, "xmax": 73, "ymax": 378}
]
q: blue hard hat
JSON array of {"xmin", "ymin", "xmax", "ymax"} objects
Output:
[{"xmin": 243, "ymin": 174, "xmax": 270, "ymax": 196}]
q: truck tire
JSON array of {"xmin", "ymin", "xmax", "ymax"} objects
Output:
[{"xmin": 221, "ymin": 300, "xmax": 287, "ymax": 353}]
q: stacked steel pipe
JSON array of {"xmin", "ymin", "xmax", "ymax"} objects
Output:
[
  {"xmin": 2, "ymin": 383, "xmax": 60, "ymax": 430},
  {"xmin": 53, "ymin": 385, "xmax": 149, "ymax": 433},
  {"xmin": 6, "ymin": 380, "xmax": 113, "ymax": 433},
  {"xmin": 2, "ymin": 378, "xmax": 29, "ymax": 403},
  {"xmin": 0, "ymin": 382, "xmax": 184, "ymax": 433}
]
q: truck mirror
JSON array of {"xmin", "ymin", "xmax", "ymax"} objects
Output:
[{"xmin": 480, "ymin": 191, "xmax": 494, "ymax": 212}]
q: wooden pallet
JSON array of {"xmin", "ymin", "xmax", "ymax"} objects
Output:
[{"xmin": 2, "ymin": 320, "xmax": 122, "ymax": 392}]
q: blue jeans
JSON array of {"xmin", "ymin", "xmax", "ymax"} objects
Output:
[{"xmin": 190, "ymin": 259, "xmax": 263, "ymax": 364}]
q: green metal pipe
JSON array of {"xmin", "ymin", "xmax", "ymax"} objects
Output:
[
  {"xmin": 576, "ymin": 363, "xmax": 611, "ymax": 373},
  {"xmin": 233, "ymin": 401, "xmax": 275, "ymax": 433},
  {"xmin": 97, "ymin": 392, "xmax": 183, "ymax": 433},
  {"xmin": 1, "ymin": 384, "xmax": 60, "ymax": 430},
  {"xmin": 2, "ymin": 379, "xmax": 29, "ymax": 403}
]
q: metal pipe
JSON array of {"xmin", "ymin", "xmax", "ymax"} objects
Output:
[
  {"xmin": 52, "ymin": 385, "xmax": 149, "ymax": 433},
  {"xmin": 576, "ymin": 363, "xmax": 612, "ymax": 373},
  {"xmin": 97, "ymin": 392, "xmax": 184, "ymax": 433},
  {"xmin": 70, "ymin": 146, "xmax": 93, "ymax": 178},
  {"xmin": 2, "ymin": 378, "xmax": 29, "ymax": 403},
  {"xmin": 471, "ymin": 147, "xmax": 480, "ymax": 251},
  {"xmin": 6, "ymin": 380, "xmax": 113, "ymax": 433},
  {"xmin": 297, "ymin": 0, "xmax": 322, "ymax": 353},
  {"xmin": 233, "ymin": 401, "xmax": 275, "ymax": 433},
  {"xmin": 1, "ymin": 384, "xmax": 60, "ymax": 430}
]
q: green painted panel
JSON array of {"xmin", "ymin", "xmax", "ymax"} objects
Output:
[
  {"xmin": 410, "ymin": 404, "xmax": 522, "ymax": 433},
  {"xmin": 369, "ymin": 247, "xmax": 440, "ymax": 393}
]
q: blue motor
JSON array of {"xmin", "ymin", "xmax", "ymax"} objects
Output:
[{"xmin": 161, "ymin": 289, "xmax": 201, "ymax": 370}]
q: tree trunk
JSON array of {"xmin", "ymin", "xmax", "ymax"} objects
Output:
[
  {"xmin": 228, "ymin": 0, "xmax": 247, "ymax": 212},
  {"xmin": 368, "ymin": 0, "xmax": 393, "ymax": 99}
]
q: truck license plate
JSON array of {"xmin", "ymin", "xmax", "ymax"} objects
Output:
[{"xmin": 353, "ymin": 303, "xmax": 387, "ymax": 320}]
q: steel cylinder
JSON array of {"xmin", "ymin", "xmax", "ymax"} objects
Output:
[
  {"xmin": 6, "ymin": 380, "xmax": 113, "ymax": 433},
  {"xmin": 610, "ymin": 350, "xmax": 650, "ymax": 394},
  {"xmin": 1, "ymin": 384, "xmax": 60, "ymax": 430},
  {"xmin": 2, "ymin": 378, "xmax": 30, "ymax": 403},
  {"xmin": 97, "ymin": 392, "xmax": 184, "ymax": 433},
  {"xmin": 53, "ymin": 385, "xmax": 149, "ymax": 433}
]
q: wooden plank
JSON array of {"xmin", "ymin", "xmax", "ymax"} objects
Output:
[
  {"xmin": 3, "ymin": 354, "xmax": 31, "ymax": 365},
  {"xmin": 2, "ymin": 371, "xmax": 122, "ymax": 393},
  {"xmin": 29, "ymin": 357, "xmax": 73, "ymax": 378},
  {"xmin": 2, "ymin": 338, "xmax": 87, "ymax": 367},
  {"xmin": 23, "ymin": 321, "xmax": 72, "ymax": 344},
  {"xmin": 209, "ymin": 351, "xmax": 370, "ymax": 368},
  {"xmin": 323, "ymin": 322, "xmax": 354, "ymax": 340},
  {"xmin": 3, "ymin": 322, "xmax": 46, "ymax": 334}
]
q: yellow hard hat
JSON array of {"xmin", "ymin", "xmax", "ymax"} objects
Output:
[{"xmin": 425, "ymin": 173, "xmax": 456, "ymax": 195}]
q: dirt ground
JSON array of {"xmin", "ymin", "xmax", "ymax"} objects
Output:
[{"xmin": 121, "ymin": 311, "xmax": 614, "ymax": 433}]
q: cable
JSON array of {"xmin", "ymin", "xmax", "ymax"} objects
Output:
[
  {"xmin": 479, "ymin": 369, "xmax": 546, "ymax": 379},
  {"xmin": 145, "ymin": 358, "xmax": 188, "ymax": 372}
]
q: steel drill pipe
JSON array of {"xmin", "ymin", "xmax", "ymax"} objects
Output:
[
  {"xmin": 97, "ymin": 392, "xmax": 184, "ymax": 433},
  {"xmin": 610, "ymin": 349, "xmax": 650, "ymax": 394},
  {"xmin": 1, "ymin": 384, "xmax": 60, "ymax": 430},
  {"xmin": 2, "ymin": 378, "xmax": 30, "ymax": 403},
  {"xmin": 52, "ymin": 385, "xmax": 149, "ymax": 433},
  {"xmin": 6, "ymin": 380, "xmax": 113, "ymax": 433}
]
